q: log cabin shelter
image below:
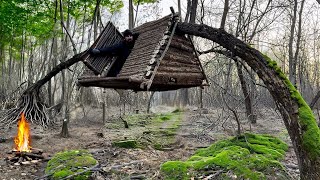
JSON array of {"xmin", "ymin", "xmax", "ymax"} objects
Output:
[{"xmin": 77, "ymin": 13, "xmax": 208, "ymax": 91}]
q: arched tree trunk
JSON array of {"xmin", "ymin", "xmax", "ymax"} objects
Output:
[{"xmin": 176, "ymin": 22, "xmax": 320, "ymax": 179}]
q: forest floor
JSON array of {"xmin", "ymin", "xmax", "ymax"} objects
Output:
[{"xmin": 0, "ymin": 105, "xmax": 300, "ymax": 180}]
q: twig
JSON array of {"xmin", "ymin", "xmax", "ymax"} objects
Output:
[
  {"xmin": 203, "ymin": 170, "xmax": 223, "ymax": 180},
  {"xmin": 60, "ymin": 164, "xmax": 100, "ymax": 180},
  {"xmin": 102, "ymin": 160, "xmax": 144, "ymax": 172}
]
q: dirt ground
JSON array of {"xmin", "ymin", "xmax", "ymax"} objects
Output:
[{"xmin": 0, "ymin": 106, "xmax": 299, "ymax": 180}]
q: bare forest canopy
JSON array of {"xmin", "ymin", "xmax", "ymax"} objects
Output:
[{"xmin": 1, "ymin": 1, "xmax": 320, "ymax": 179}]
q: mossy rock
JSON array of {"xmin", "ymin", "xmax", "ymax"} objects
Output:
[
  {"xmin": 112, "ymin": 140, "xmax": 138, "ymax": 148},
  {"xmin": 161, "ymin": 133, "xmax": 289, "ymax": 180},
  {"xmin": 45, "ymin": 149, "xmax": 98, "ymax": 180}
]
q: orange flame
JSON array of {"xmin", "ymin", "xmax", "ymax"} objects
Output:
[{"xmin": 14, "ymin": 113, "xmax": 31, "ymax": 152}]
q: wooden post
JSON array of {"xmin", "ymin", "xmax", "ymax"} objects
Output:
[
  {"xmin": 177, "ymin": 0, "xmax": 181, "ymax": 20},
  {"xmin": 102, "ymin": 89, "xmax": 106, "ymax": 124},
  {"xmin": 60, "ymin": 119, "xmax": 70, "ymax": 138}
]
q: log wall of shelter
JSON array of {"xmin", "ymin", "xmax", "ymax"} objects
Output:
[
  {"xmin": 118, "ymin": 15, "xmax": 172, "ymax": 78},
  {"xmin": 78, "ymin": 14, "xmax": 206, "ymax": 91},
  {"xmin": 152, "ymin": 34, "xmax": 204, "ymax": 86}
]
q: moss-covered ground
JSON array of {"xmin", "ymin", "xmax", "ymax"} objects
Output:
[
  {"xmin": 107, "ymin": 109, "xmax": 183, "ymax": 150},
  {"xmin": 161, "ymin": 133, "xmax": 289, "ymax": 180},
  {"xmin": 45, "ymin": 149, "xmax": 98, "ymax": 180}
]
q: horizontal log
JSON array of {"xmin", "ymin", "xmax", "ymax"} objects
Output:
[
  {"xmin": 134, "ymin": 36, "xmax": 163, "ymax": 47},
  {"xmin": 152, "ymin": 74, "xmax": 204, "ymax": 86},
  {"xmin": 128, "ymin": 75, "xmax": 145, "ymax": 83},
  {"xmin": 78, "ymin": 78, "xmax": 145, "ymax": 90},
  {"xmin": 166, "ymin": 46, "xmax": 194, "ymax": 56},
  {"xmin": 160, "ymin": 59, "xmax": 200, "ymax": 67},
  {"xmin": 157, "ymin": 66, "xmax": 202, "ymax": 73},
  {"xmin": 162, "ymin": 54, "xmax": 198, "ymax": 65},
  {"xmin": 170, "ymin": 35, "xmax": 192, "ymax": 46},
  {"xmin": 15, "ymin": 152, "xmax": 45, "ymax": 159},
  {"xmin": 134, "ymin": 41, "xmax": 160, "ymax": 51},
  {"xmin": 127, "ymin": 50, "xmax": 154, "ymax": 61},
  {"xmin": 169, "ymin": 41, "xmax": 194, "ymax": 52},
  {"xmin": 119, "ymin": 70, "xmax": 145, "ymax": 77},
  {"xmin": 121, "ymin": 66, "xmax": 147, "ymax": 75},
  {"xmin": 126, "ymin": 57, "xmax": 154, "ymax": 68},
  {"xmin": 154, "ymin": 72, "xmax": 204, "ymax": 79},
  {"xmin": 123, "ymin": 59, "xmax": 152, "ymax": 70},
  {"xmin": 123, "ymin": 62, "xmax": 153, "ymax": 72}
]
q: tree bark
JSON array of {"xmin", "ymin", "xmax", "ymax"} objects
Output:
[
  {"xmin": 288, "ymin": 0, "xmax": 298, "ymax": 86},
  {"xmin": 236, "ymin": 61, "xmax": 256, "ymax": 123},
  {"xmin": 179, "ymin": 0, "xmax": 198, "ymax": 107},
  {"xmin": 176, "ymin": 22, "xmax": 320, "ymax": 179},
  {"xmin": 60, "ymin": 118, "xmax": 70, "ymax": 138},
  {"xmin": 147, "ymin": 91, "xmax": 155, "ymax": 113},
  {"xmin": 220, "ymin": 0, "xmax": 229, "ymax": 29},
  {"xmin": 129, "ymin": 0, "xmax": 134, "ymax": 29},
  {"xmin": 310, "ymin": 90, "xmax": 320, "ymax": 109}
]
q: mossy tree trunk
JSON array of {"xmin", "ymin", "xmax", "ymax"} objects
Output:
[{"xmin": 177, "ymin": 22, "xmax": 320, "ymax": 179}]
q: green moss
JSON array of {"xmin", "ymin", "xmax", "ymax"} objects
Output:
[
  {"xmin": 52, "ymin": 169, "xmax": 72, "ymax": 179},
  {"xmin": 161, "ymin": 133, "xmax": 288, "ymax": 180},
  {"xmin": 112, "ymin": 140, "xmax": 138, "ymax": 148},
  {"xmin": 160, "ymin": 115, "xmax": 171, "ymax": 121},
  {"xmin": 263, "ymin": 53, "xmax": 320, "ymax": 159},
  {"xmin": 45, "ymin": 150, "xmax": 97, "ymax": 180},
  {"xmin": 153, "ymin": 143, "xmax": 163, "ymax": 150},
  {"xmin": 232, "ymin": 133, "xmax": 288, "ymax": 160},
  {"xmin": 115, "ymin": 112, "xmax": 183, "ymax": 151},
  {"xmin": 172, "ymin": 108, "xmax": 183, "ymax": 113},
  {"xmin": 299, "ymin": 105, "xmax": 320, "ymax": 158},
  {"xmin": 161, "ymin": 161, "xmax": 190, "ymax": 180}
]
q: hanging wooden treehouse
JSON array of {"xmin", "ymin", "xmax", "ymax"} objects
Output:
[{"xmin": 77, "ymin": 13, "xmax": 208, "ymax": 91}]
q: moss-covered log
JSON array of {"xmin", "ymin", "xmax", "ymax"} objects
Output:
[{"xmin": 176, "ymin": 22, "xmax": 320, "ymax": 179}]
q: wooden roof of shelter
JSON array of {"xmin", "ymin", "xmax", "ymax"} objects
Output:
[{"xmin": 78, "ymin": 13, "xmax": 208, "ymax": 91}]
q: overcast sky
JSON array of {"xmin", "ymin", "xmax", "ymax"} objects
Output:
[
  {"xmin": 158, "ymin": 0, "xmax": 187, "ymax": 16},
  {"xmin": 111, "ymin": 0, "xmax": 187, "ymax": 31}
]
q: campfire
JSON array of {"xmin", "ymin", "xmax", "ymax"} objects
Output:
[
  {"xmin": 14, "ymin": 112, "xmax": 31, "ymax": 152},
  {"xmin": 6, "ymin": 113, "xmax": 45, "ymax": 165}
]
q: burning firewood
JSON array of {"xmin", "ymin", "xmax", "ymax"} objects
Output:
[{"xmin": 5, "ymin": 113, "xmax": 48, "ymax": 166}]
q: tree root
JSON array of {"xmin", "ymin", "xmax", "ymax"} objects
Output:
[
  {"xmin": 0, "ymin": 52, "xmax": 86, "ymax": 129},
  {"xmin": 0, "ymin": 90, "xmax": 51, "ymax": 128}
]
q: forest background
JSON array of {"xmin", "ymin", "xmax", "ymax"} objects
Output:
[
  {"xmin": 1, "ymin": 0, "xmax": 320, "ymax": 123},
  {"xmin": 1, "ymin": 0, "xmax": 320, "ymax": 179}
]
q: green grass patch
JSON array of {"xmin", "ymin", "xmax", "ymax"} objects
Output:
[
  {"xmin": 108, "ymin": 111, "xmax": 183, "ymax": 151},
  {"xmin": 161, "ymin": 133, "xmax": 288, "ymax": 180},
  {"xmin": 112, "ymin": 140, "xmax": 138, "ymax": 148},
  {"xmin": 45, "ymin": 150, "xmax": 97, "ymax": 180}
]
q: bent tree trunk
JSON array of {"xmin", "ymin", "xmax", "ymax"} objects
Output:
[{"xmin": 176, "ymin": 22, "xmax": 320, "ymax": 179}]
